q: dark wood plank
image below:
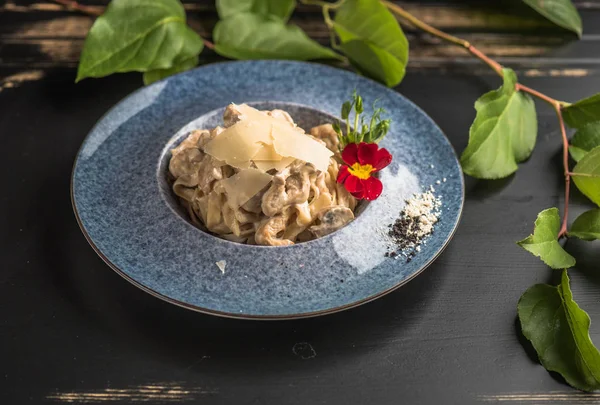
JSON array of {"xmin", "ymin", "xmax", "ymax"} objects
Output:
[
  {"xmin": 3, "ymin": 66, "xmax": 600, "ymax": 404},
  {"xmin": 3, "ymin": 2, "xmax": 600, "ymax": 404},
  {"xmin": 1, "ymin": 1, "xmax": 600, "ymax": 74}
]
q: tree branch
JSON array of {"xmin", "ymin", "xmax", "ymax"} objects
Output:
[
  {"xmin": 381, "ymin": 0, "xmax": 572, "ymax": 237},
  {"xmin": 555, "ymin": 104, "xmax": 571, "ymax": 239},
  {"xmin": 381, "ymin": 0, "xmax": 561, "ymax": 107}
]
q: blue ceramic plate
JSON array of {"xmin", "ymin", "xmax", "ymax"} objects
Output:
[{"xmin": 72, "ymin": 61, "xmax": 463, "ymax": 319}]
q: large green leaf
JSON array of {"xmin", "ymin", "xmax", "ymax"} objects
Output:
[
  {"xmin": 569, "ymin": 209, "xmax": 600, "ymax": 241},
  {"xmin": 333, "ymin": 0, "xmax": 408, "ymax": 87},
  {"xmin": 570, "ymin": 146, "xmax": 588, "ymax": 163},
  {"xmin": 573, "ymin": 146, "xmax": 600, "ymax": 206},
  {"xmin": 460, "ymin": 68, "xmax": 538, "ymax": 179},
  {"xmin": 338, "ymin": 40, "xmax": 405, "ymax": 87},
  {"xmin": 216, "ymin": 0, "xmax": 296, "ymax": 22},
  {"xmin": 569, "ymin": 122, "xmax": 600, "ymax": 162},
  {"xmin": 518, "ymin": 270, "xmax": 600, "ymax": 392},
  {"xmin": 563, "ymin": 94, "xmax": 600, "ymax": 129},
  {"xmin": 522, "ymin": 0, "xmax": 582, "ymax": 37},
  {"xmin": 517, "ymin": 208, "xmax": 575, "ymax": 269},
  {"xmin": 77, "ymin": 0, "xmax": 204, "ymax": 82},
  {"xmin": 143, "ymin": 55, "xmax": 199, "ymax": 85},
  {"xmin": 213, "ymin": 13, "xmax": 340, "ymax": 60}
]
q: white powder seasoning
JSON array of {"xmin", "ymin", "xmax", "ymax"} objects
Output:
[
  {"xmin": 332, "ymin": 165, "xmax": 420, "ymax": 274},
  {"xmin": 386, "ymin": 189, "xmax": 442, "ymax": 262}
]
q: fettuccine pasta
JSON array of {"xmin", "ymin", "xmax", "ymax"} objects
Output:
[{"xmin": 168, "ymin": 104, "xmax": 357, "ymax": 246}]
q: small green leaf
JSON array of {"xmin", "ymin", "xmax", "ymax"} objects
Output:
[
  {"xmin": 332, "ymin": 121, "xmax": 342, "ymax": 135},
  {"xmin": 213, "ymin": 13, "xmax": 340, "ymax": 60},
  {"xmin": 355, "ymin": 94, "xmax": 364, "ymax": 114},
  {"xmin": 77, "ymin": 0, "xmax": 204, "ymax": 82},
  {"xmin": 371, "ymin": 120, "xmax": 390, "ymax": 143},
  {"xmin": 334, "ymin": 0, "xmax": 408, "ymax": 87},
  {"xmin": 341, "ymin": 101, "xmax": 352, "ymax": 120},
  {"xmin": 460, "ymin": 68, "xmax": 538, "ymax": 179},
  {"xmin": 216, "ymin": 0, "xmax": 296, "ymax": 22},
  {"xmin": 573, "ymin": 146, "xmax": 600, "ymax": 206},
  {"xmin": 518, "ymin": 270, "xmax": 600, "ymax": 392},
  {"xmin": 569, "ymin": 209, "xmax": 600, "ymax": 241},
  {"xmin": 569, "ymin": 122, "xmax": 600, "ymax": 162},
  {"xmin": 522, "ymin": 0, "xmax": 582, "ymax": 37},
  {"xmin": 570, "ymin": 145, "xmax": 589, "ymax": 162},
  {"xmin": 517, "ymin": 208, "xmax": 575, "ymax": 269},
  {"xmin": 563, "ymin": 94, "xmax": 600, "ymax": 129},
  {"xmin": 142, "ymin": 55, "xmax": 199, "ymax": 85}
]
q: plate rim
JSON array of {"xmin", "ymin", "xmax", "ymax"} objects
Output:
[{"xmin": 70, "ymin": 60, "xmax": 465, "ymax": 320}]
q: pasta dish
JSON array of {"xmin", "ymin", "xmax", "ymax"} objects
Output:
[{"xmin": 168, "ymin": 104, "xmax": 357, "ymax": 246}]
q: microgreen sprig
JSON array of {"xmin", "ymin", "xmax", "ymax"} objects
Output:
[{"xmin": 333, "ymin": 91, "xmax": 391, "ymax": 149}]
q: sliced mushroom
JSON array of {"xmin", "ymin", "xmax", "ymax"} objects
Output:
[
  {"xmin": 169, "ymin": 148, "xmax": 203, "ymax": 178},
  {"xmin": 223, "ymin": 105, "xmax": 243, "ymax": 127},
  {"xmin": 309, "ymin": 206, "xmax": 354, "ymax": 237},
  {"xmin": 261, "ymin": 175, "xmax": 288, "ymax": 217},
  {"xmin": 196, "ymin": 155, "xmax": 224, "ymax": 195},
  {"xmin": 171, "ymin": 130, "xmax": 205, "ymax": 156}
]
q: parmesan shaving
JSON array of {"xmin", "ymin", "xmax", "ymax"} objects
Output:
[
  {"xmin": 205, "ymin": 104, "xmax": 333, "ymax": 174},
  {"xmin": 204, "ymin": 120, "xmax": 273, "ymax": 168},
  {"xmin": 220, "ymin": 168, "xmax": 273, "ymax": 208},
  {"xmin": 252, "ymin": 143, "xmax": 283, "ymax": 161},
  {"xmin": 271, "ymin": 124, "xmax": 333, "ymax": 172},
  {"xmin": 216, "ymin": 260, "xmax": 226, "ymax": 274},
  {"xmin": 254, "ymin": 157, "xmax": 295, "ymax": 172}
]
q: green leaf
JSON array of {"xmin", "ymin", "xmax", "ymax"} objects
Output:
[
  {"xmin": 213, "ymin": 13, "xmax": 340, "ymax": 60},
  {"xmin": 143, "ymin": 55, "xmax": 199, "ymax": 85},
  {"xmin": 569, "ymin": 209, "xmax": 600, "ymax": 241},
  {"xmin": 517, "ymin": 208, "xmax": 575, "ymax": 269},
  {"xmin": 522, "ymin": 0, "xmax": 582, "ymax": 36},
  {"xmin": 77, "ymin": 0, "xmax": 204, "ymax": 82},
  {"xmin": 570, "ymin": 122, "xmax": 600, "ymax": 162},
  {"xmin": 522, "ymin": 0, "xmax": 582, "ymax": 37},
  {"xmin": 460, "ymin": 68, "xmax": 538, "ymax": 179},
  {"xmin": 333, "ymin": 0, "xmax": 408, "ymax": 87},
  {"xmin": 573, "ymin": 146, "xmax": 600, "ymax": 206},
  {"xmin": 216, "ymin": 0, "xmax": 296, "ymax": 22},
  {"xmin": 563, "ymin": 94, "xmax": 600, "ymax": 129},
  {"xmin": 338, "ymin": 40, "xmax": 405, "ymax": 87},
  {"xmin": 341, "ymin": 101, "xmax": 352, "ymax": 120},
  {"xmin": 518, "ymin": 270, "xmax": 600, "ymax": 392},
  {"xmin": 570, "ymin": 146, "xmax": 588, "ymax": 162}
]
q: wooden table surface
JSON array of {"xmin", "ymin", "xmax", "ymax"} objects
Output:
[{"xmin": 4, "ymin": 1, "xmax": 600, "ymax": 404}]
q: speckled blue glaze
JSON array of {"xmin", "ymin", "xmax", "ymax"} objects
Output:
[{"xmin": 72, "ymin": 61, "xmax": 464, "ymax": 319}]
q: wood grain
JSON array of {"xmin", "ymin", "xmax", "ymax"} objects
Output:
[
  {"xmin": 3, "ymin": 2, "xmax": 600, "ymax": 405},
  {"xmin": 1, "ymin": 1, "xmax": 600, "ymax": 75}
]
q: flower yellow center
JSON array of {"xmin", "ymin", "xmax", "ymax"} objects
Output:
[{"xmin": 348, "ymin": 163, "xmax": 375, "ymax": 180}]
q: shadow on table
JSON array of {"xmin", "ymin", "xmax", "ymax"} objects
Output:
[
  {"xmin": 48, "ymin": 211, "xmax": 449, "ymax": 374},
  {"xmin": 37, "ymin": 153, "xmax": 448, "ymax": 379}
]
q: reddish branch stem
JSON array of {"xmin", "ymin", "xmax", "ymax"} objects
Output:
[
  {"xmin": 554, "ymin": 104, "xmax": 571, "ymax": 238},
  {"xmin": 383, "ymin": 0, "xmax": 572, "ymax": 238}
]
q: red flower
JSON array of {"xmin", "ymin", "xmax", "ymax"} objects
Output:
[{"xmin": 337, "ymin": 142, "xmax": 392, "ymax": 201}]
